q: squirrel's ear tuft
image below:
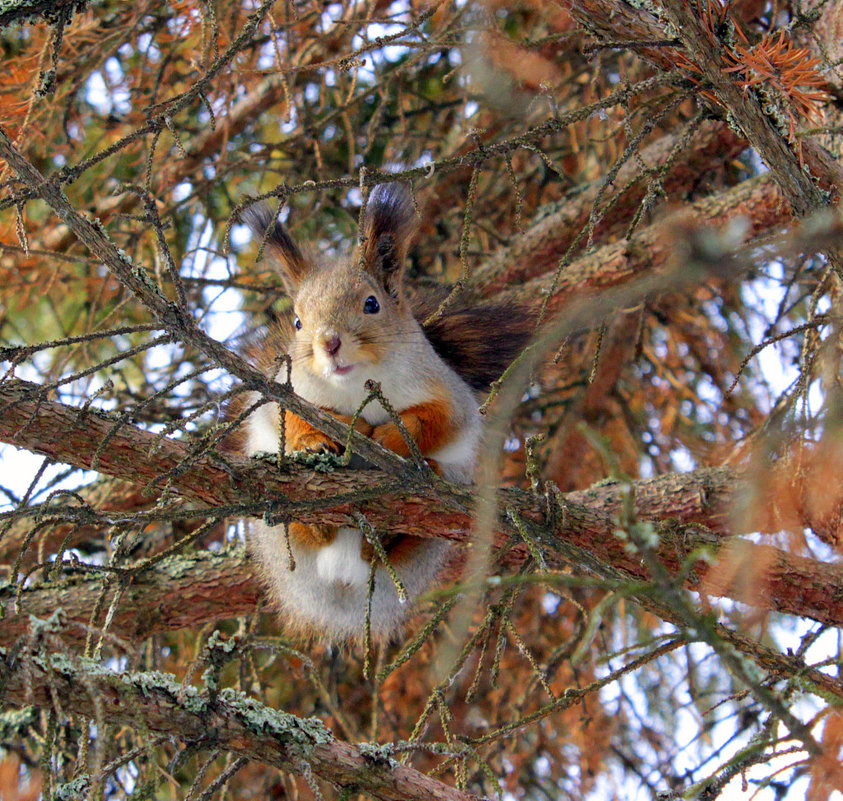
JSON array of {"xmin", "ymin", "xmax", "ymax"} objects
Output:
[
  {"xmin": 359, "ymin": 183, "xmax": 416, "ymax": 293},
  {"xmin": 240, "ymin": 203, "xmax": 310, "ymax": 294}
]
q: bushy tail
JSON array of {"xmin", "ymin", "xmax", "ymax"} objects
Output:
[{"xmin": 409, "ymin": 287, "xmax": 535, "ymax": 391}]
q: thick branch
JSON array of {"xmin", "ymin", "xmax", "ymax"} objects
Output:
[
  {"xmin": 469, "ymin": 119, "xmax": 747, "ymax": 294},
  {"xmin": 2, "ymin": 379, "xmax": 843, "ymax": 627},
  {"xmin": 0, "ymin": 378, "xmax": 467, "ymax": 533},
  {"xmin": 5, "ymin": 549, "xmax": 843, "ymax": 705},
  {"xmin": 566, "ymin": 0, "xmax": 840, "ymax": 213},
  {"xmin": 1, "ymin": 550, "xmax": 261, "ymax": 647},
  {"xmin": 0, "ymin": 649, "xmax": 482, "ymax": 801},
  {"xmin": 505, "ymin": 173, "xmax": 787, "ymax": 313}
]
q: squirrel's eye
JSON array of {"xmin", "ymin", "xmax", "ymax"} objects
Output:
[
  {"xmin": 294, "ymin": 316, "xmax": 302, "ymax": 330},
  {"xmin": 363, "ymin": 295, "xmax": 380, "ymax": 314}
]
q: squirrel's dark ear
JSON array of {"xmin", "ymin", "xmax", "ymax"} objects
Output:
[
  {"xmin": 240, "ymin": 203, "xmax": 310, "ymax": 295},
  {"xmin": 359, "ymin": 183, "xmax": 416, "ymax": 294}
]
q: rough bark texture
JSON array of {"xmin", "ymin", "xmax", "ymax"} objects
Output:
[
  {"xmin": 1, "ymin": 550, "xmax": 262, "ymax": 647},
  {"xmin": 3, "ymin": 378, "xmax": 843, "ymax": 629},
  {"xmin": 0, "ymin": 649, "xmax": 484, "ymax": 801},
  {"xmin": 505, "ymin": 173, "xmax": 788, "ymax": 314},
  {"xmin": 468, "ymin": 119, "xmax": 748, "ymax": 295}
]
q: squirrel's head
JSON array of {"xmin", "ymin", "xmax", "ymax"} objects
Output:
[{"xmin": 242, "ymin": 183, "xmax": 418, "ymax": 384}]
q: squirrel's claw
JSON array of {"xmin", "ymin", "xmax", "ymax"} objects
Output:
[
  {"xmin": 290, "ymin": 430, "xmax": 341, "ymax": 454},
  {"xmin": 286, "ymin": 411, "xmax": 374, "ymax": 455}
]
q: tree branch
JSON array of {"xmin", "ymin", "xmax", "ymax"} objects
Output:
[
  {"xmin": 0, "ymin": 647, "xmax": 483, "ymax": 801},
  {"xmin": 2, "ymin": 378, "xmax": 843, "ymax": 628},
  {"xmin": 505, "ymin": 172, "xmax": 787, "ymax": 314},
  {"xmin": 1, "ymin": 550, "xmax": 261, "ymax": 647},
  {"xmin": 469, "ymin": 119, "xmax": 747, "ymax": 294},
  {"xmin": 0, "ymin": 0, "xmax": 83, "ymax": 27}
]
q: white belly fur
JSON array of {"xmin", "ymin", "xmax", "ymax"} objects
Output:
[
  {"xmin": 244, "ymin": 338, "xmax": 478, "ymax": 641},
  {"xmin": 315, "ymin": 528, "xmax": 370, "ymax": 586},
  {"xmin": 249, "ymin": 519, "xmax": 449, "ymax": 642}
]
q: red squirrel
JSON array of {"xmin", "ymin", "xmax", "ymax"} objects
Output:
[{"xmin": 238, "ymin": 183, "xmax": 531, "ymax": 643}]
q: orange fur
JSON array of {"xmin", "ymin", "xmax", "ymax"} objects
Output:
[
  {"xmin": 289, "ymin": 521, "xmax": 337, "ymax": 548},
  {"xmin": 285, "ymin": 409, "xmax": 373, "ymax": 453},
  {"xmin": 285, "ymin": 410, "xmax": 373, "ymax": 553},
  {"xmin": 334, "ymin": 412, "xmax": 375, "ymax": 436},
  {"xmin": 371, "ymin": 396, "xmax": 452, "ymax": 457}
]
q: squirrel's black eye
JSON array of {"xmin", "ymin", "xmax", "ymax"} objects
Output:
[
  {"xmin": 363, "ymin": 295, "xmax": 380, "ymax": 314},
  {"xmin": 294, "ymin": 316, "xmax": 302, "ymax": 330}
]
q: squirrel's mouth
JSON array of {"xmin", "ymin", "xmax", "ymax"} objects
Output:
[{"xmin": 332, "ymin": 363, "xmax": 355, "ymax": 376}]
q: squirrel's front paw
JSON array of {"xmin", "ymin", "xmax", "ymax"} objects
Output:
[
  {"xmin": 285, "ymin": 410, "xmax": 342, "ymax": 453},
  {"xmin": 289, "ymin": 429, "xmax": 341, "ymax": 454},
  {"xmin": 285, "ymin": 410, "xmax": 373, "ymax": 454}
]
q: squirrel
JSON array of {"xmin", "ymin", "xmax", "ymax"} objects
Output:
[{"xmin": 237, "ymin": 183, "xmax": 531, "ymax": 644}]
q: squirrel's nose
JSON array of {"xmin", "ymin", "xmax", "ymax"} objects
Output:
[{"xmin": 322, "ymin": 333, "xmax": 341, "ymax": 356}]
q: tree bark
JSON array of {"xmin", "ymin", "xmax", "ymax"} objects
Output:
[
  {"xmin": 469, "ymin": 119, "xmax": 747, "ymax": 295},
  {"xmin": 505, "ymin": 173, "xmax": 787, "ymax": 314},
  {"xmin": 3, "ymin": 378, "xmax": 843, "ymax": 629},
  {"xmin": 0, "ymin": 648, "xmax": 483, "ymax": 801}
]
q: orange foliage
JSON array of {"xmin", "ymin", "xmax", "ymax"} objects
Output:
[
  {"xmin": 674, "ymin": 1, "xmax": 829, "ymax": 148},
  {"xmin": 807, "ymin": 711, "xmax": 843, "ymax": 801},
  {"xmin": 0, "ymin": 756, "xmax": 41, "ymax": 801},
  {"xmin": 751, "ymin": 436, "xmax": 843, "ymax": 550}
]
